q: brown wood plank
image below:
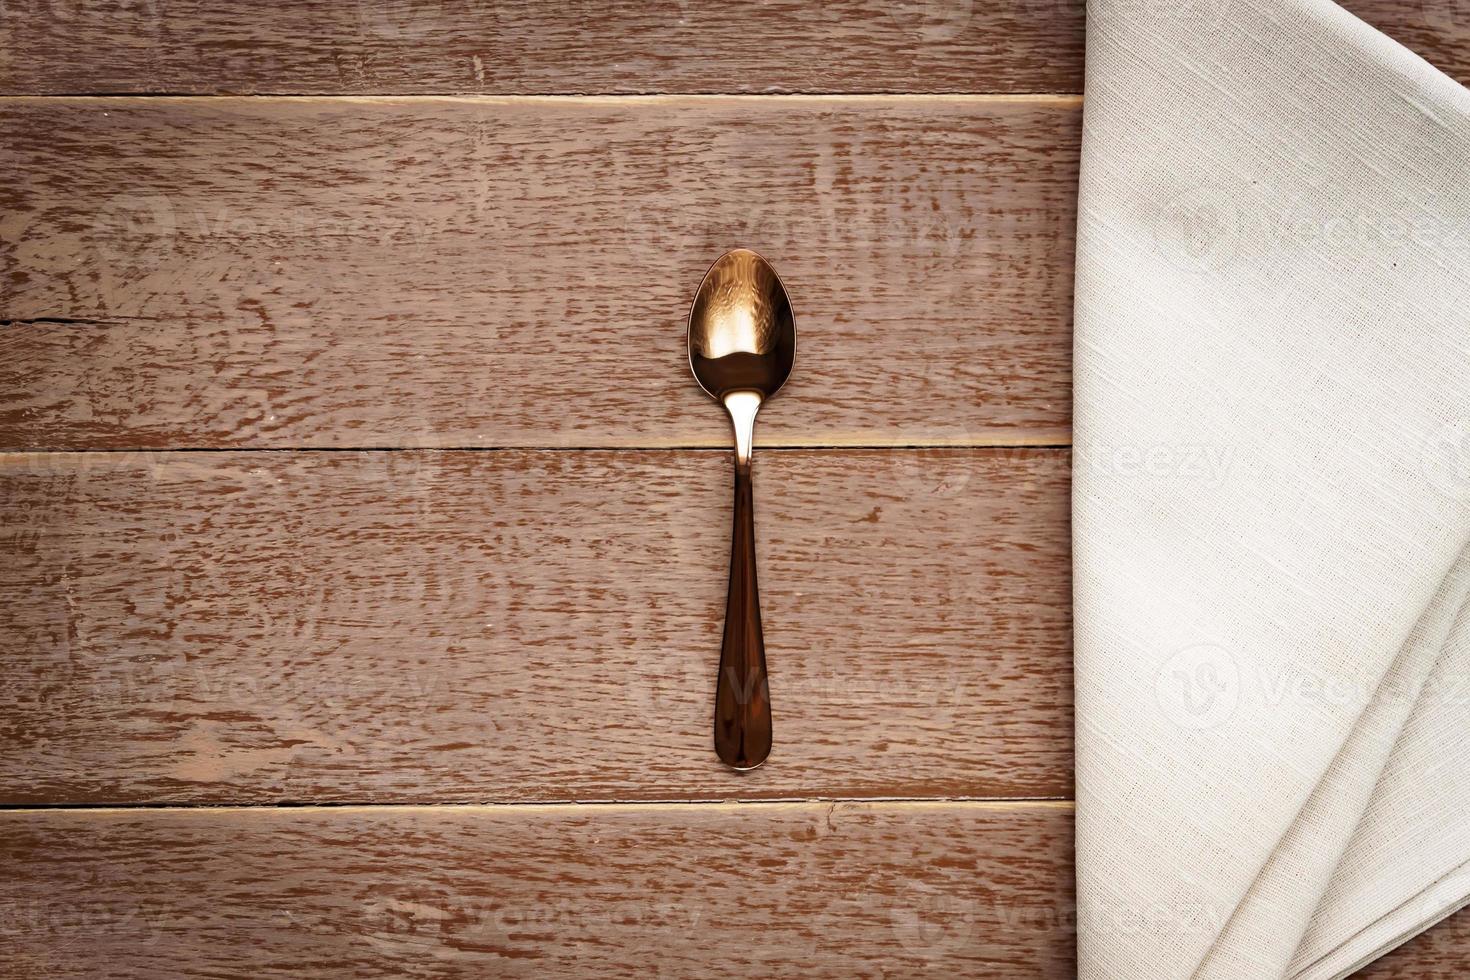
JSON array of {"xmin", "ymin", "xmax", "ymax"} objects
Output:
[
  {"xmin": 0, "ymin": 0, "xmax": 1087, "ymax": 95},
  {"xmin": 1354, "ymin": 906, "xmax": 1470, "ymax": 978},
  {"xmin": 0, "ymin": 95, "xmax": 1078, "ymax": 450},
  {"xmin": 0, "ymin": 800, "xmax": 1076, "ymax": 978},
  {"xmin": 3, "ymin": 796, "xmax": 1464, "ymax": 977},
  {"xmin": 0, "ymin": 447, "xmax": 1072, "ymax": 804},
  {"xmin": 1, "ymin": 2, "xmax": 1465, "ymax": 97}
]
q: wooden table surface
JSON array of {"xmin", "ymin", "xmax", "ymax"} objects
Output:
[{"xmin": 1, "ymin": 2, "xmax": 1465, "ymax": 976}]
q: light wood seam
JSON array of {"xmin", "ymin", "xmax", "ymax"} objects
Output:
[
  {"xmin": 0, "ymin": 441, "xmax": 1075, "ymax": 455},
  {"xmin": 0, "ymin": 93, "xmax": 1084, "ymax": 105},
  {"xmin": 0, "ymin": 799, "xmax": 1076, "ymax": 817}
]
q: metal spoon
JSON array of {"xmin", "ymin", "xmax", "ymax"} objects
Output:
[{"xmin": 687, "ymin": 248, "xmax": 796, "ymax": 771}]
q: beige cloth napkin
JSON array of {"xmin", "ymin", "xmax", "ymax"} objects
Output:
[{"xmin": 1073, "ymin": 1, "xmax": 1470, "ymax": 977}]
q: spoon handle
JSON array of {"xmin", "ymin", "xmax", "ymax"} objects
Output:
[{"xmin": 714, "ymin": 452, "xmax": 773, "ymax": 770}]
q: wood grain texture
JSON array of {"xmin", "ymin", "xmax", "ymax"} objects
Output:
[
  {"xmin": 0, "ymin": 798, "xmax": 1462, "ymax": 979},
  {"xmin": 0, "ymin": 0, "xmax": 1088, "ymax": 95},
  {"xmin": 0, "ymin": 801, "xmax": 1076, "ymax": 978},
  {"xmin": 0, "ymin": 2, "xmax": 1466, "ymax": 96},
  {"xmin": 0, "ymin": 447, "xmax": 1071, "ymax": 804},
  {"xmin": 0, "ymin": 95, "xmax": 1078, "ymax": 450}
]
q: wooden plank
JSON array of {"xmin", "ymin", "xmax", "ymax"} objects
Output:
[
  {"xmin": 5, "ymin": 795, "xmax": 1460, "ymax": 978},
  {"xmin": 12, "ymin": 798, "xmax": 1469, "ymax": 977},
  {"xmin": 0, "ymin": 0, "xmax": 1087, "ymax": 95},
  {"xmin": 0, "ymin": 800, "xmax": 1076, "ymax": 977},
  {"xmin": 1, "ymin": 1, "xmax": 1464, "ymax": 98},
  {"xmin": 0, "ymin": 1, "xmax": 1464, "ymax": 97},
  {"xmin": 0, "ymin": 447, "xmax": 1072, "ymax": 804},
  {"xmin": 11, "ymin": 799, "xmax": 1470, "ymax": 980},
  {"xmin": 0, "ymin": 95, "xmax": 1078, "ymax": 450}
]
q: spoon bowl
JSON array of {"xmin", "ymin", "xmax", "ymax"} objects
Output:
[
  {"xmin": 687, "ymin": 248, "xmax": 796, "ymax": 771},
  {"xmin": 688, "ymin": 248, "xmax": 795, "ymax": 402}
]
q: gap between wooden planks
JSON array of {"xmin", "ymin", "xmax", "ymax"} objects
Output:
[
  {"xmin": 0, "ymin": 799, "xmax": 1071, "ymax": 814},
  {"xmin": 0, "ymin": 93, "xmax": 1084, "ymax": 103},
  {"xmin": 0, "ymin": 94, "xmax": 1079, "ymax": 450}
]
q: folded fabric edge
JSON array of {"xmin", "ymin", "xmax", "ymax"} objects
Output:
[
  {"xmin": 1074, "ymin": 0, "xmax": 1470, "ymax": 975},
  {"xmin": 1235, "ymin": 3, "xmax": 1470, "ymax": 972},
  {"xmin": 1298, "ymin": 862, "xmax": 1470, "ymax": 980},
  {"xmin": 1190, "ymin": 542, "xmax": 1470, "ymax": 978},
  {"xmin": 1287, "ymin": 562, "xmax": 1470, "ymax": 976}
]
